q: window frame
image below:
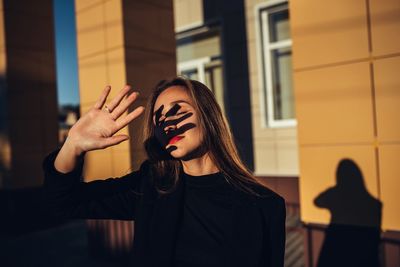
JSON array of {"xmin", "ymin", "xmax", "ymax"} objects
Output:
[
  {"xmin": 177, "ymin": 57, "xmax": 211, "ymax": 84},
  {"xmin": 255, "ymin": 0, "xmax": 297, "ymax": 128}
]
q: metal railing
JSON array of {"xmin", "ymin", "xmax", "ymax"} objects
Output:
[{"xmin": 303, "ymin": 223, "xmax": 400, "ymax": 267}]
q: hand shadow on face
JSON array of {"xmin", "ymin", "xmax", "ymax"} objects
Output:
[{"xmin": 150, "ymin": 103, "xmax": 200, "ymax": 159}]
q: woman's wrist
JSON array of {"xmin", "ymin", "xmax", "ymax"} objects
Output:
[
  {"xmin": 54, "ymin": 140, "xmax": 83, "ymax": 174},
  {"xmin": 63, "ymin": 136, "xmax": 84, "ymax": 157}
]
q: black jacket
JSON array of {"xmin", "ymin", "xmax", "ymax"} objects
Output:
[{"xmin": 42, "ymin": 150, "xmax": 286, "ymax": 267}]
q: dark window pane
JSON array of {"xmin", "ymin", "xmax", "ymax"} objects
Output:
[
  {"xmin": 270, "ymin": 47, "xmax": 295, "ymax": 120},
  {"xmin": 268, "ymin": 7, "xmax": 290, "ymax": 42}
]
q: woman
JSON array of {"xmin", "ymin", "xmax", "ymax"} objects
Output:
[{"xmin": 42, "ymin": 77, "xmax": 286, "ymax": 267}]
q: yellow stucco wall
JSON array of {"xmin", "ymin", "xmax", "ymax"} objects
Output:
[
  {"xmin": 75, "ymin": 0, "xmax": 131, "ymax": 181},
  {"xmin": 75, "ymin": 0, "xmax": 176, "ymax": 181},
  {"xmin": 290, "ymin": 0, "xmax": 400, "ymax": 231}
]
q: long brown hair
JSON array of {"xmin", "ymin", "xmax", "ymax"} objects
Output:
[{"xmin": 142, "ymin": 77, "xmax": 267, "ymax": 197}]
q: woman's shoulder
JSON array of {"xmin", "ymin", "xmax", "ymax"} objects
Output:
[
  {"xmin": 247, "ymin": 185, "xmax": 286, "ymax": 219},
  {"xmin": 137, "ymin": 159, "xmax": 151, "ymax": 172},
  {"xmin": 231, "ymin": 181, "xmax": 285, "ymax": 209}
]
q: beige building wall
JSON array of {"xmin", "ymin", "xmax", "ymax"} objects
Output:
[
  {"xmin": 173, "ymin": 0, "xmax": 299, "ymax": 177},
  {"xmin": 75, "ymin": 0, "xmax": 176, "ymax": 181},
  {"xmin": 245, "ymin": 0, "xmax": 299, "ymax": 177},
  {"xmin": 173, "ymin": 0, "xmax": 203, "ymax": 32},
  {"xmin": 290, "ymin": 0, "xmax": 400, "ymax": 231}
]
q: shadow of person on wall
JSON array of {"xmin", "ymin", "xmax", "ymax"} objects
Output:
[{"xmin": 314, "ymin": 159, "xmax": 382, "ymax": 267}]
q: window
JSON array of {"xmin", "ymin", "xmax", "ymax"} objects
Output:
[
  {"xmin": 176, "ymin": 29, "xmax": 225, "ymax": 114},
  {"xmin": 258, "ymin": 1, "xmax": 295, "ymax": 127}
]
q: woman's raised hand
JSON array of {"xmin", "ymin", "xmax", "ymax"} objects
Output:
[{"xmin": 65, "ymin": 85, "xmax": 145, "ymax": 155}]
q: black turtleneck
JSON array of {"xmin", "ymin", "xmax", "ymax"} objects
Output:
[
  {"xmin": 173, "ymin": 171, "xmax": 235, "ymax": 267},
  {"xmin": 42, "ymin": 151, "xmax": 286, "ymax": 267}
]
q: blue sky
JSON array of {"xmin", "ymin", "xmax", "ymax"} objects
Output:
[{"xmin": 53, "ymin": 0, "xmax": 80, "ymax": 106}]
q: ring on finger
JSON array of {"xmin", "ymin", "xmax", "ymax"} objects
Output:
[{"xmin": 104, "ymin": 105, "xmax": 112, "ymax": 113}]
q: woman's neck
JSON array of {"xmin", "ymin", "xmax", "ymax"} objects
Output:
[{"xmin": 181, "ymin": 152, "xmax": 219, "ymax": 176}]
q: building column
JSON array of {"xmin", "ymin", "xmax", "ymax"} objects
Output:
[
  {"xmin": 0, "ymin": 0, "xmax": 58, "ymax": 189},
  {"xmin": 75, "ymin": 0, "xmax": 176, "ymax": 180}
]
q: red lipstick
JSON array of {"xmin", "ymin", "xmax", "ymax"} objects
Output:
[{"xmin": 168, "ymin": 136, "xmax": 184, "ymax": 145}]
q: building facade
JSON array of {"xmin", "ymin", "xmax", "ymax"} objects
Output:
[{"xmin": 0, "ymin": 0, "xmax": 399, "ymax": 266}]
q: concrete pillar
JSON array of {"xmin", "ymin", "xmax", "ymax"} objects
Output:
[
  {"xmin": 0, "ymin": 0, "xmax": 58, "ymax": 188},
  {"xmin": 75, "ymin": 0, "xmax": 176, "ymax": 180}
]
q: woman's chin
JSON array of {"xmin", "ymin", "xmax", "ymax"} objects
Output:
[
  {"xmin": 168, "ymin": 145, "xmax": 195, "ymax": 159},
  {"xmin": 169, "ymin": 147, "xmax": 186, "ymax": 158},
  {"xmin": 168, "ymin": 144, "xmax": 206, "ymax": 161}
]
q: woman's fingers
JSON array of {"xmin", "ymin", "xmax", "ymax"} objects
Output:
[
  {"xmin": 83, "ymin": 84, "xmax": 144, "ymax": 151},
  {"xmin": 94, "ymin": 85, "xmax": 111, "ymax": 109},
  {"xmin": 163, "ymin": 112, "xmax": 193, "ymax": 127},
  {"xmin": 111, "ymin": 91, "xmax": 140, "ymax": 120},
  {"xmin": 102, "ymin": 135, "xmax": 130, "ymax": 148},
  {"xmin": 116, "ymin": 106, "xmax": 145, "ymax": 130},
  {"xmin": 106, "ymin": 85, "xmax": 131, "ymax": 112}
]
